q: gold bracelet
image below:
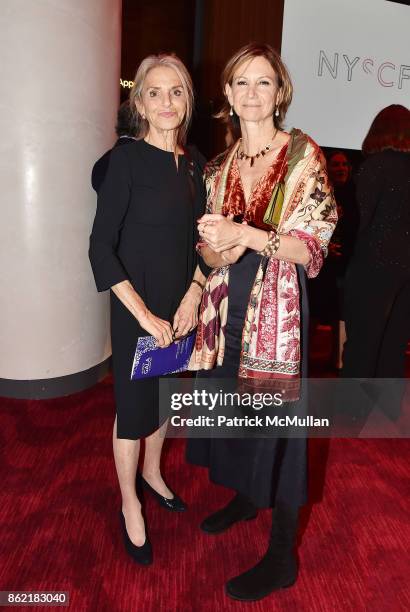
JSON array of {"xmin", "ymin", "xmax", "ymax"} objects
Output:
[{"xmin": 258, "ymin": 230, "xmax": 280, "ymax": 257}]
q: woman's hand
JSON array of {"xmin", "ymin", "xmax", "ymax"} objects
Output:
[
  {"xmin": 198, "ymin": 213, "xmax": 245, "ymax": 252},
  {"xmin": 137, "ymin": 308, "xmax": 174, "ymax": 347},
  {"xmin": 173, "ymin": 283, "xmax": 202, "ymax": 339},
  {"xmin": 111, "ymin": 280, "xmax": 173, "ymax": 347},
  {"xmin": 220, "ymin": 243, "xmax": 247, "ymax": 265}
]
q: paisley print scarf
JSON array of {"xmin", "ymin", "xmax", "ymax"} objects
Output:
[{"xmin": 189, "ymin": 129, "xmax": 337, "ymax": 396}]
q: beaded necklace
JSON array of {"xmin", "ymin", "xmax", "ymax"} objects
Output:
[{"xmin": 237, "ymin": 130, "xmax": 278, "ymax": 167}]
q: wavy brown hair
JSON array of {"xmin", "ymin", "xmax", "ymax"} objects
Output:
[
  {"xmin": 216, "ymin": 42, "xmax": 293, "ymax": 132},
  {"xmin": 129, "ymin": 53, "xmax": 194, "ymax": 146},
  {"xmin": 362, "ymin": 105, "xmax": 410, "ymax": 154}
]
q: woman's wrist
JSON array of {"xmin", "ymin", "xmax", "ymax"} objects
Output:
[
  {"xmin": 237, "ymin": 223, "xmax": 250, "ymax": 247},
  {"xmin": 238, "ymin": 224, "xmax": 281, "ymax": 253},
  {"xmin": 112, "ymin": 281, "xmax": 148, "ymax": 322},
  {"xmin": 134, "ymin": 303, "xmax": 149, "ymax": 322},
  {"xmin": 238, "ymin": 224, "xmax": 264, "ymax": 250},
  {"xmin": 191, "ymin": 278, "xmax": 205, "ymax": 291},
  {"xmin": 187, "ymin": 281, "xmax": 203, "ymax": 301},
  {"xmin": 258, "ymin": 230, "xmax": 280, "ymax": 257}
]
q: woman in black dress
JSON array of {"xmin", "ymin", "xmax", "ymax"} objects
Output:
[
  {"xmin": 309, "ymin": 150, "xmax": 359, "ymax": 369},
  {"xmin": 342, "ymin": 105, "xmax": 410, "ymax": 388},
  {"xmin": 188, "ymin": 44, "xmax": 337, "ymax": 601},
  {"xmin": 89, "ymin": 54, "xmax": 206, "ymax": 565}
]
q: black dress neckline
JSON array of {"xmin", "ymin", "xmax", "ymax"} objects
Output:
[{"xmin": 141, "ymin": 138, "xmax": 185, "ymax": 157}]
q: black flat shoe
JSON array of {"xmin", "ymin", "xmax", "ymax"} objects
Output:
[
  {"xmin": 200, "ymin": 493, "xmax": 258, "ymax": 534},
  {"xmin": 139, "ymin": 474, "xmax": 187, "ymax": 512},
  {"xmin": 225, "ymin": 549, "xmax": 297, "ymax": 601},
  {"xmin": 119, "ymin": 511, "xmax": 152, "ymax": 565}
]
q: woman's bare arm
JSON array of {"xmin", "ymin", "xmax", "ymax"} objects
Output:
[
  {"xmin": 111, "ymin": 280, "xmax": 174, "ymax": 346},
  {"xmin": 199, "ymin": 214, "xmax": 310, "ymax": 266},
  {"xmin": 173, "ymin": 265, "xmax": 208, "ymax": 337},
  {"xmin": 240, "ymin": 225, "xmax": 310, "ymax": 266}
]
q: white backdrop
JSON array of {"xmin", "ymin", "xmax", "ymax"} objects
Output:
[{"xmin": 281, "ymin": 0, "xmax": 410, "ymax": 149}]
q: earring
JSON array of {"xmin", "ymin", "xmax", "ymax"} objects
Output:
[
  {"xmin": 229, "ymin": 106, "xmax": 234, "ymax": 117},
  {"xmin": 275, "ymin": 107, "xmax": 280, "ymax": 117}
]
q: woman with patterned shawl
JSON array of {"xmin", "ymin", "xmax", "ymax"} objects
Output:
[{"xmin": 187, "ymin": 44, "xmax": 337, "ymax": 602}]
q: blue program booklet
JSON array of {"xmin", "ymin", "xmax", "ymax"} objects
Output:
[{"xmin": 130, "ymin": 331, "xmax": 196, "ymax": 380}]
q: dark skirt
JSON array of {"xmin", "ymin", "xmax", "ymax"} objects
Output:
[
  {"xmin": 186, "ymin": 252, "xmax": 309, "ymax": 509},
  {"xmin": 110, "ymin": 292, "xmax": 170, "ymax": 440}
]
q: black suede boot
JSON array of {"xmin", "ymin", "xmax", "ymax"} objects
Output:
[
  {"xmin": 225, "ymin": 502, "xmax": 299, "ymax": 601},
  {"xmin": 200, "ymin": 493, "xmax": 258, "ymax": 534}
]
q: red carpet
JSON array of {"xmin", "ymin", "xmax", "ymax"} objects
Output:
[
  {"xmin": 0, "ymin": 371, "xmax": 409, "ymax": 612},
  {"xmin": 1, "ymin": 327, "xmax": 410, "ymax": 611}
]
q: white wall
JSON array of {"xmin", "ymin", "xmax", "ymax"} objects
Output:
[
  {"xmin": 282, "ymin": 0, "xmax": 410, "ymax": 149},
  {"xmin": 0, "ymin": 0, "xmax": 121, "ymax": 380}
]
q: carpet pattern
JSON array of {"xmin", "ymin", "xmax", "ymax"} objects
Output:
[{"xmin": 0, "ymin": 372, "xmax": 409, "ymax": 611}]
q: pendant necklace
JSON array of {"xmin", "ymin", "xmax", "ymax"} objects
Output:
[{"xmin": 238, "ymin": 130, "xmax": 278, "ymax": 167}]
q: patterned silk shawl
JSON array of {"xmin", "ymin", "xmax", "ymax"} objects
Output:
[{"xmin": 188, "ymin": 129, "xmax": 337, "ymax": 393}]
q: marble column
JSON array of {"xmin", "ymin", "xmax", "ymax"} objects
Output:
[{"xmin": 0, "ymin": 0, "xmax": 122, "ymax": 397}]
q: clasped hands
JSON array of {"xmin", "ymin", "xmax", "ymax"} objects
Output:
[{"xmin": 198, "ymin": 213, "xmax": 248, "ymax": 264}]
